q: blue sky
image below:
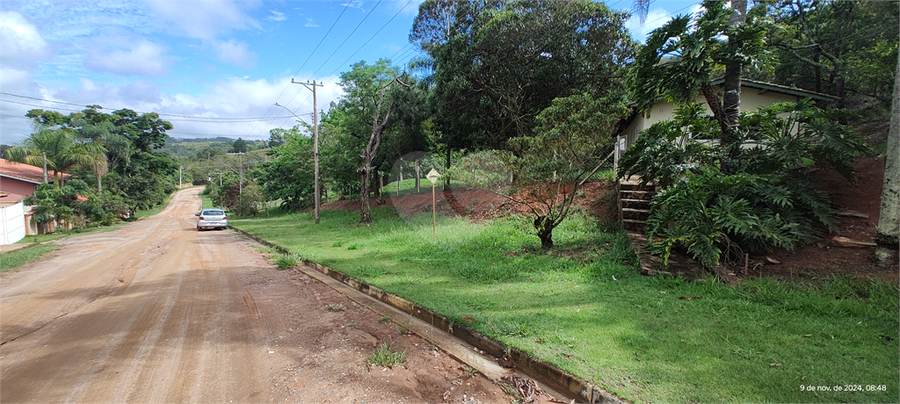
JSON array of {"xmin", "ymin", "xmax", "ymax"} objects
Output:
[{"xmin": 0, "ymin": 0, "xmax": 701, "ymax": 144}]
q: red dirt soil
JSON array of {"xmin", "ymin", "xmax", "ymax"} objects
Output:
[
  {"xmin": 761, "ymin": 156, "xmax": 899, "ymax": 282},
  {"xmin": 323, "ymin": 158, "xmax": 897, "ymax": 283}
]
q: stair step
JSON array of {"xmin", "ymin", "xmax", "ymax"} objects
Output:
[
  {"xmin": 621, "ymin": 198, "xmax": 652, "ymax": 208},
  {"xmin": 622, "ymin": 218, "xmax": 647, "ymax": 231},
  {"xmin": 619, "ymin": 190, "xmax": 654, "ymax": 200},
  {"xmin": 622, "ymin": 208, "xmax": 650, "ymax": 219}
]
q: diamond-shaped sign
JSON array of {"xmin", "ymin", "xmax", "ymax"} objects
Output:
[{"xmin": 426, "ymin": 168, "xmax": 441, "ymax": 184}]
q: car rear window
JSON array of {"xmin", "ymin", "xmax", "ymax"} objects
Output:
[{"xmin": 203, "ymin": 210, "xmax": 225, "ymax": 216}]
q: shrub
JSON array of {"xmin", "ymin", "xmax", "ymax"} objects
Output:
[{"xmin": 619, "ymin": 101, "xmax": 870, "ymax": 267}]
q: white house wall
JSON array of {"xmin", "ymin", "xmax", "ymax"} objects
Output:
[{"xmin": 1, "ymin": 202, "xmax": 26, "ymax": 245}]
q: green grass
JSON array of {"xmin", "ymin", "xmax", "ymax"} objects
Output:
[
  {"xmin": 230, "ymin": 207, "xmax": 899, "ymax": 403},
  {"xmin": 1, "ymin": 243, "xmax": 59, "ymax": 273},
  {"xmin": 366, "ymin": 342, "xmax": 407, "ymax": 368}
]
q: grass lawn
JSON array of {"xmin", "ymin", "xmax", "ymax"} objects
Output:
[
  {"xmin": 232, "ymin": 206, "xmax": 898, "ymax": 403},
  {"xmin": 1, "ymin": 243, "xmax": 59, "ymax": 273}
]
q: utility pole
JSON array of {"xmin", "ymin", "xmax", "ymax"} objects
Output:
[
  {"xmin": 284, "ymin": 79, "xmax": 323, "ymax": 224},
  {"xmin": 275, "ymin": 79, "xmax": 323, "ymax": 224}
]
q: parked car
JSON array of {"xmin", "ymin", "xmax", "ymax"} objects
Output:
[{"xmin": 196, "ymin": 209, "xmax": 227, "ymax": 231}]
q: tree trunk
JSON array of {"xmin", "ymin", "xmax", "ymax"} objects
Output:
[
  {"xmin": 721, "ymin": 0, "xmax": 747, "ymax": 174},
  {"xmin": 534, "ymin": 216, "xmax": 554, "ymax": 250},
  {"xmin": 875, "ymin": 46, "xmax": 900, "ymax": 266},
  {"xmin": 359, "ymin": 168, "xmax": 372, "ymax": 224},
  {"xmin": 42, "ymin": 152, "xmax": 48, "ymax": 184},
  {"xmin": 414, "ymin": 159, "xmax": 421, "ymax": 192}
]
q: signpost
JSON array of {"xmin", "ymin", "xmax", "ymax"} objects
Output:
[{"xmin": 425, "ymin": 168, "xmax": 442, "ymax": 238}]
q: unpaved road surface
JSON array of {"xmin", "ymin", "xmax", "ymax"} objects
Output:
[{"xmin": 1, "ymin": 187, "xmax": 512, "ymax": 403}]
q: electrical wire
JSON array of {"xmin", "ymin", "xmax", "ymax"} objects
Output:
[
  {"xmin": 327, "ymin": 0, "xmax": 415, "ymax": 77},
  {"xmin": 309, "ymin": 0, "xmax": 383, "ymax": 79}
]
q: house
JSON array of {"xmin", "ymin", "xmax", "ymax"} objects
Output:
[
  {"xmin": 617, "ymin": 79, "xmax": 838, "ymax": 153},
  {"xmin": 0, "ymin": 158, "xmax": 50, "ymax": 203},
  {"xmin": 0, "ymin": 158, "xmax": 68, "ymax": 240}
]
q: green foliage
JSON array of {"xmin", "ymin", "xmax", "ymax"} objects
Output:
[
  {"xmin": 257, "ymin": 127, "xmax": 315, "ymax": 211},
  {"xmin": 230, "ymin": 137, "xmax": 248, "ymax": 153},
  {"xmin": 620, "ymin": 101, "xmax": 870, "ymax": 267},
  {"xmin": 763, "ymin": 0, "xmax": 899, "ymax": 105},
  {"xmin": 629, "ymin": 0, "xmax": 768, "ymax": 115},
  {"xmin": 412, "ymin": 0, "xmax": 634, "ymax": 152},
  {"xmin": 366, "ymin": 343, "xmax": 406, "ymax": 368}
]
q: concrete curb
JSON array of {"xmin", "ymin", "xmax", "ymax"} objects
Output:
[{"xmin": 232, "ymin": 226, "xmax": 629, "ymax": 404}]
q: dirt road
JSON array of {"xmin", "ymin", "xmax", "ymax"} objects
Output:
[{"xmin": 1, "ymin": 187, "xmax": 512, "ymax": 403}]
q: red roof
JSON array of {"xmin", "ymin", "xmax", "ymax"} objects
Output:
[{"xmin": 0, "ymin": 158, "xmax": 67, "ymax": 184}]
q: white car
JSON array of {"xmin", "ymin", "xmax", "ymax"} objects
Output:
[{"xmin": 196, "ymin": 209, "xmax": 227, "ymax": 231}]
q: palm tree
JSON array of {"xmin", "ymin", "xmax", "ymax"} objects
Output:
[
  {"xmin": 5, "ymin": 123, "xmax": 106, "ymax": 188},
  {"xmin": 5, "ymin": 123, "xmax": 58, "ymax": 184}
]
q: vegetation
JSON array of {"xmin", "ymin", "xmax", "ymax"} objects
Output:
[
  {"xmin": 1, "ymin": 243, "xmax": 59, "ymax": 273},
  {"xmin": 366, "ymin": 342, "xmax": 407, "ymax": 368},
  {"xmin": 618, "ymin": 101, "xmax": 870, "ymax": 266},
  {"xmin": 4, "ymin": 106, "xmax": 178, "ymax": 233},
  {"xmin": 229, "ymin": 207, "xmax": 898, "ymax": 403}
]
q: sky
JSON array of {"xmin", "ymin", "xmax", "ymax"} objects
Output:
[{"xmin": 0, "ymin": 0, "xmax": 702, "ymax": 145}]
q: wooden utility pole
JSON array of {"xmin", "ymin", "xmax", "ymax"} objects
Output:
[{"xmin": 292, "ymin": 79, "xmax": 324, "ymax": 224}]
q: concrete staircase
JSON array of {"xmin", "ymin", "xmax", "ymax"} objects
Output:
[{"xmin": 618, "ymin": 179, "xmax": 656, "ymax": 232}]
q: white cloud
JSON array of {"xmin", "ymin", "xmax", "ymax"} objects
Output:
[
  {"xmin": 141, "ymin": 0, "xmax": 261, "ymax": 40},
  {"xmin": 84, "ymin": 39, "xmax": 172, "ymax": 77},
  {"xmin": 342, "ymin": 1, "xmax": 366, "ymax": 12},
  {"xmin": 386, "ymin": 0, "xmax": 424, "ymax": 17},
  {"xmin": 0, "ymin": 11, "xmax": 51, "ymax": 70},
  {"xmin": 304, "ymin": 18, "xmax": 319, "ymax": 28},
  {"xmin": 625, "ymin": 8, "xmax": 674, "ymax": 43},
  {"xmin": 267, "ymin": 10, "xmax": 286, "ymax": 22},
  {"xmin": 624, "ymin": 3, "xmax": 705, "ymax": 43},
  {"xmin": 213, "ymin": 39, "xmax": 257, "ymax": 68}
]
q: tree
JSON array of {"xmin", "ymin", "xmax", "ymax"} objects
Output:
[
  {"xmin": 327, "ymin": 60, "xmax": 404, "ymax": 224},
  {"xmin": 876, "ymin": 44, "xmax": 900, "ymax": 265},
  {"xmin": 258, "ymin": 126, "xmax": 315, "ymax": 211},
  {"xmin": 6, "ymin": 118, "xmax": 104, "ymax": 188},
  {"xmin": 452, "ymin": 93, "xmax": 626, "ymax": 249},
  {"xmin": 629, "ymin": 0, "xmax": 766, "ymax": 173},
  {"xmin": 112, "ymin": 109, "xmax": 172, "ymax": 153},
  {"xmin": 765, "ymin": 0, "xmax": 899, "ymax": 106},
  {"xmin": 503, "ymin": 93, "xmax": 628, "ymax": 249},
  {"xmin": 357, "ymin": 77, "xmax": 405, "ymax": 224},
  {"xmin": 231, "ymin": 138, "xmax": 248, "ymax": 153},
  {"xmin": 412, "ymin": 0, "xmax": 634, "ymax": 152}
]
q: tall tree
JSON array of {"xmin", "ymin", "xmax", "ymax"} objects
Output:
[
  {"xmin": 231, "ymin": 138, "xmax": 248, "ymax": 153},
  {"xmin": 412, "ymin": 0, "xmax": 633, "ymax": 152},
  {"xmin": 327, "ymin": 60, "xmax": 404, "ymax": 224},
  {"xmin": 876, "ymin": 43, "xmax": 900, "ymax": 265},
  {"xmin": 629, "ymin": 0, "xmax": 766, "ymax": 172},
  {"xmin": 765, "ymin": 0, "xmax": 899, "ymax": 106}
]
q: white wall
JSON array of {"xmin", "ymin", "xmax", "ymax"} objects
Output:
[{"xmin": 1, "ymin": 202, "xmax": 26, "ymax": 245}]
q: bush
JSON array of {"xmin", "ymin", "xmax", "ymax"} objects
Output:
[{"xmin": 619, "ymin": 101, "xmax": 870, "ymax": 267}]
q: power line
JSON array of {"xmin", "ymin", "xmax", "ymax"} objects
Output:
[
  {"xmin": 310, "ymin": 0, "xmax": 383, "ymax": 79},
  {"xmin": 242, "ymin": 1, "xmax": 356, "ymax": 145},
  {"xmin": 327, "ymin": 0, "xmax": 415, "ymax": 77},
  {"xmin": 293, "ymin": 0, "xmax": 354, "ymax": 78}
]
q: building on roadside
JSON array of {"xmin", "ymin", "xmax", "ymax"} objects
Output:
[
  {"xmin": 0, "ymin": 158, "xmax": 68, "ymax": 239},
  {"xmin": 616, "ymin": 79, "xmax": 839, "ymax": 154}
]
